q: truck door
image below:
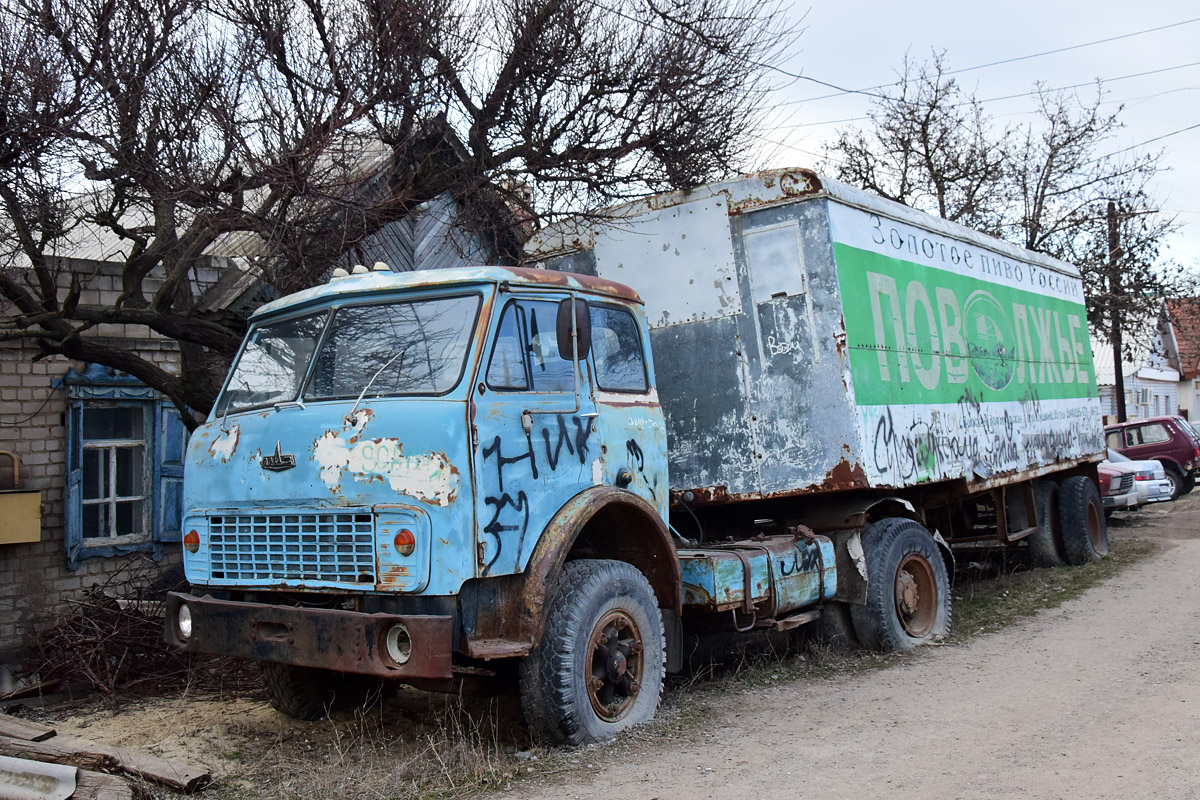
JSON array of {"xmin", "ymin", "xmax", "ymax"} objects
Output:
[
  {"xmin": 472, "ymin": 295, "xmax": 602, "ymax": 578},
  {"xmin": 588, "ymin": 302, "xmax": 669, "ymax": 520}
]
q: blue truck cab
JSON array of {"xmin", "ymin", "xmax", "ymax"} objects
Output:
[{"xmin": 167, "ymin": 264, "xmax": 836, "ymax": 743}]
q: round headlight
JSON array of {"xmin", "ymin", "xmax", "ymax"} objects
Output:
[
  {"xmin": 176, "ymin": 604, "xmax": 193, "ymax": 640},
  {"xmin": 384, "ymin": 623, "xmax": 412, "ymax": 665}
]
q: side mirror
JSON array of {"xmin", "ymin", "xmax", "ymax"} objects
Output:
[{"xmin": 556, "ymin": 298, "xmax": 591, "ymax": 360}]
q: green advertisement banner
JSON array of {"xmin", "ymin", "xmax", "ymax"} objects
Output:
[{"xmin": 833, "ymin": 243, "xmax": 1098, "ymax": 408}]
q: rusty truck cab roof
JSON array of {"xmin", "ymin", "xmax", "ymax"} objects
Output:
[{"xmin": 251, "ymin": 266, "xmax": 642, "ymax": 320}]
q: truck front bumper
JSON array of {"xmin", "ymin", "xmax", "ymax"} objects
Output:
[{"xmin": 164, "ymin": 592, "xmax": 453, "ymax": 679}]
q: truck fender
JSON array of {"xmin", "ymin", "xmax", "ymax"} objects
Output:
[
  {"xmin": 929, "ymin": 527, "xmax": 956, "ymax": 585},
  {"xmin": 832, "ymin": 518, "xmax": 955, "ymax": 606},
  {"xmin": 461, "ymin": 486, "xmax": 681, "ymax": 660}
]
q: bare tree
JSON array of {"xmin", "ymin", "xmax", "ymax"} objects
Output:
[
  {"xmin": 823, "ymin": 52, "xmax": 1010, "ymax": 234},
  {"xmin": 0, "ymin": 0, "xmax": 789, "ymax": 425}
]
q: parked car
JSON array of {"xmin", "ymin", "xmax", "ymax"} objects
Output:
[
  {"xmin": 1098, "ymin": 461, "xmax": 1139, "ymax": 515},
  {"xmin": 1105, "ymin": 448, "xmax": 1174, "ymax": 505},
  {"xmin": 1104, "ymin": 415, "xmax": 1200, "ymax": 499}
]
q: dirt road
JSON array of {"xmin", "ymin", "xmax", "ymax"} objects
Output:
[{"xmin": 505, "ymin": 497, "xmax": 1200, "ymax": 800}]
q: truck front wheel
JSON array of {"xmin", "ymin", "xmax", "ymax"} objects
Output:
[
  {"xmin": 260, "ymin": 662, "xmax": 388, "ymax": 720},
  {"xmin": 850, "ymin": 518, "xmax": 951, "ymax": 651},
  {"xmin": 519, "ymin": 559, "xmax": 665, "ymax": 745}
]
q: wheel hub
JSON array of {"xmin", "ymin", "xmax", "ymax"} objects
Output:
[
  {"xmin": 896, "ymin": 571, "xmax": 920, "ymax": 616},
  {"xmin": 587, "ymin": 610, "xmax": 644, "ymax": 722},
  {"xmin": 893, "ymin": 553, "xmax": 938, "ymax": 638}
]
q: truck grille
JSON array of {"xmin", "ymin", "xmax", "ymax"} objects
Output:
[
  {"xmin": 207, "ymin": 512, "xmax": 375, "ymax": 585},
  {"xmin": 1116, "ymin": 474, "xmax": 1134, "ymax": 494}
]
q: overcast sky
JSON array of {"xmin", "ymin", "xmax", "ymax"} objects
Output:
[{"xmin": 755, "ymin": 2, "xmax": 1199, "ymax": 269}]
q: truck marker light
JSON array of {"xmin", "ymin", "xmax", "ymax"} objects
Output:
[
  {"xmin": 394, "ymin": 529, "xmax": 416, "ymax": 556},
  {"xmin": 176, "ymin": 604, "xmax": 193, "ymax": 640},
  {"xmin": 385, "ymin": 624, "xmax": 412, "ymax": 665},
  {"xmin": 184, "ymin": 530, "xmax": 201, "ymax": 554}
]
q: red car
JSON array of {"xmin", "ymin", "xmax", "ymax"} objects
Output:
[
  {"xmin": 1104, "ymin": 415, "xmax": 1200, "ymax": 499},
  {"xmin": 1097, "ymin": 462, "xmax": 1138, "ymax": 516}
]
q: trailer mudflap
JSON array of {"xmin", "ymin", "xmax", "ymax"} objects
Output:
[{"xmin": 165, "ymin": 593, "xmax": 453, "ymax": 679}]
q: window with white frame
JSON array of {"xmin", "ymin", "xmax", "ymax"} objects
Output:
[
  {"xmin": 62, "ymin": 364, "xmax": 187, "ymax": 568},
  {"xmin": 80, "ymin": 406, "xmax": 149, "ymax": 539}
]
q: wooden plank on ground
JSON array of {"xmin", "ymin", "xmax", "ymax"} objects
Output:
[
  {"xmin": 68, "ymin": 740, "xmax": 211, "ymax": 794},
  {"xmin": 0, "ymin": 734, "xmax": 116, "ymax": 772},
  {"xmin": 0, "ymin": 713, "xmax": 56, "ymax": 741},
  {"xmin": 73, "ymin": 768, "xmax": 148, "ymax": 800}
]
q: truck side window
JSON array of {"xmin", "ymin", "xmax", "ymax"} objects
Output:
[
  {"xmin": 487, "ymin": 303, "xmax": 528, "ymax": 389},
  {"xmin": 486, "ymin": 300, "xmax": 575, "ymax": 392},
  {"xmin": 590, "ymin": 305, "xmax": 648, "ymax": 393}
]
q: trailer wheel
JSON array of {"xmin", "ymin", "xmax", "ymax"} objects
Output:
[
  {"xmin": 1027, "ymin": 480, "xmax": 1066, "ymax": 568},
  {"xmin": 1058, "ymin": 476, "xmax": 1108, "ymax": 564},
  {"xmin": 850, "ymin": 518, "xmax": 950, "ymax": 651},
  {"xmin": 519, "ymin": 559, "xmax": 664, "ymax": 745},
  {"xmin": 260, "ymin": 662, "xmax": 389, "ymax": 721}
]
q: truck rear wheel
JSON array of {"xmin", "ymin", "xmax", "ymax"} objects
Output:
[
  {"xmin": 814, "ymin": 601, "xmax": 861, "ymax": 651},
  {"xmin": 519, "ymin": 559, "xmax": 665, "ymax": 745},
  {"xmin": 260, "ymin": 662, "xmax": 388, "ymax": 720},
  {"xmin": 1028, "ymin": 480, "xmax": 1066, "ymax": 568},
  {"xmin": 850, "ymin": 518, "xmax": 950, "ymax": 651},
  {"xmin": 1058, "ymin": 476, "xmax": 1108, "ymax": 564}
]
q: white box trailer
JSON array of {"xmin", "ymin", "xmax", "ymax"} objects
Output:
[{"xmin": 524, "ymin": 168, "xmax": 1105, "ymax": 508}]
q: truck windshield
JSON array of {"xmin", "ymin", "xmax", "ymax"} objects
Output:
[
  {"xmin": 216, "ymin": 294, "xmax": 481, "ymax": 414},
  {"xmin": 305, "ymin": 294, "xmax": 480, "ymax": 401}
]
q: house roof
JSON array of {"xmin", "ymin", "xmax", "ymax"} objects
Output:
[{"xmin": 1166, "ymin": 297, "xmax": 1200, "ymax": 380}]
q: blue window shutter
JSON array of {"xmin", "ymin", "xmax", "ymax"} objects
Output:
[
  {"xmin": 64, "ymin": 402, "xmax": 84, "ymax": 570},
  {"xmin": 154, "ymin": 402, "xmax": 187, "ymax": 542}
]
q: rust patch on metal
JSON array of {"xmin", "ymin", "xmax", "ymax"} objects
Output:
[
  {"xmin": 461, "ymin": 487, "xmax": 681, "ymax": 658},
  {"xmin": 726, "ymin": 169, "xmax": 824, "ymax": 215},
  {"xmin": 165, "ymin": 593, "xmax": 453, "ymax": 679},
  {"xmin": 207, "ymin": 426, "xmax": 240, "ymax": 462},
  {"xmin": 379, "ymin": 565, "xmax": 413, "ymax": 585},
  {"xmin": 673, "ymin": 460, "xmax": 869, "ymax": 509},
  {"xmin": 825, "ymin": 459, "xmax": 870, "ymax": 491},
  {"xmin": 497, "ymin": 266, "xmax": 643, "ymax": 303}
]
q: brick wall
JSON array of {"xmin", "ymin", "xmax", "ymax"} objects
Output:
[{"xmin": 0, "ymin": 260, "xmax": 190, "ymax": 667}]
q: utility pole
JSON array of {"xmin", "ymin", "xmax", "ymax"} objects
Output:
[{"xmin": 1108, "ymin": 200, "xmax": 1127, "ymax": 423}]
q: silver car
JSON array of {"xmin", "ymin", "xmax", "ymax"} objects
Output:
[{"xmin": 1106, "ymin": 448, "xmax": 1174, "ymax": 505}]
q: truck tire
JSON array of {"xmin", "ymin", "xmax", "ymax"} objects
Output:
[
  {"xmin": 1183, "ymin": 472, "xmax": 1196, "ymax": 496},
  {"xmin": 1027, "ymin": 480, "xmax": 1066, "ymax": 568},
  {"xmin": 260, "ymin": 662, "xmax": 388, "ymax": 721},
  {"xmin": 814, "ymin": 601, "xmax": 860, "ymax": 652},
  {"xmin": 519, "ymin": 559, "xmax": 665, "ymax": 745},
  {"xmin": 849, "ymin": 518, "xmax": 950, "ymax": 651},
  {"xmin": 1058, "ymin": 476, "xmax": 1108, "ymax": 564}
]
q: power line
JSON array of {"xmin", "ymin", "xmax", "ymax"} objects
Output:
[
  {"xmin": 1086, "ymin": 122, "xmax": 1200, "ymax": 164},
  {"xmin": 946, "ymin": 17, "xmax": 1200, "ymax": 76},
  {"xmin": 774, "ymin": 16, "xmax": 1200, "ymax": 108},
  {"xmin": 762, "ymin": 62, "xmax": 1200, "ymax": 132}
]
